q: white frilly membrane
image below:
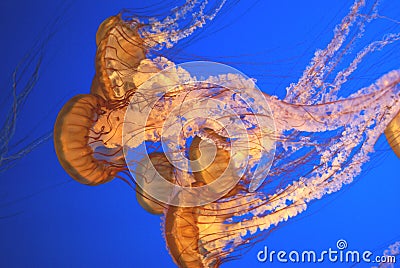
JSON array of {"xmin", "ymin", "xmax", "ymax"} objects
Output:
[
  {"xmin": 121, "ymin": 0, "xmax": 400, "ymax": 265},
  {"xmin": 124, "ymin": 0, "xmax": 227, "ymax": 50}
]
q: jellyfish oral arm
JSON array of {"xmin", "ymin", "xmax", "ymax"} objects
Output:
[
  {"xmin": 266, "ymin": 70, "xmax": 400, "ymax": 133},
  {"xmin": 140, "ymin": 0, "xmax": 227, "ymax": 49}
]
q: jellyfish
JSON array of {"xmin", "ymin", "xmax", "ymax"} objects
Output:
[
  {"xmin": 54, "ymin": 14, "xmax": 148, "ymax": 185},
  {"xmin": 54, "ymin": 2, "xmax": 227, "ymax": 196},
  {"xmin": 385, "ymin": 112, "xmax": 400, "ymax": 158},
  {"xmin": 53, "ymin": 0, "xmax": 400, "ymax": 267}
]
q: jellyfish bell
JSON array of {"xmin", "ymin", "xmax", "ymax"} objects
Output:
[
  {"xmin": 95, "ymin": 15, "xmax": 120, "ymax": 47},
  {"xmin": 135, "ymin": 153, "xmax": 175, "ymax": 215},
  {"xmin": 189, "ymin": 129, "xmax": 231, "ymax": 186},
  {"xmin": 91, "ymin": 14, "xmax": 147, "ymax": 100},
  {"xmin": 164, "ymin": 204, "xmax": 210, "ymax": 268},
  {"xmin": 385, "ymin": 111, "xmax": 400, "ymax": 158},
  {"xmin": 163, "ymin": 131, "xmax": 248, "ymax": 268},
  {"xmin": 54, "ymin": 94, "xmax": 126, "ymax": 185}
]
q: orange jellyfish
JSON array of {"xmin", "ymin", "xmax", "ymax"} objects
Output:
[
  {"xmin": 385, "ymin": 112, "xmax": 400, "ymax": 158},
  {"xmin": 54, "ymin": 15, "xmax": 145, "ymax": 186},
  {"xmin": 53, "ymin": 1, "xmax": 229, "ymax": 209},
  {"xmin": 135, "ymin": 152, "xmax": 175, "ymax": 215},
  {"xmin": 53, "ymin": 0, "xmax": 400, "ymax": 267},
  {"xmin": 91, "ymin": 15, "xmax": 146, "ymax": 100},
  {"xmin": 53, "ymin": 94, "xmax": 125, "ymax": 185}
]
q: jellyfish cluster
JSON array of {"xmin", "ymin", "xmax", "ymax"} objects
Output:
[{"xmin": 54, "ymin": 1, "xmax": 400, "ymax": 267}]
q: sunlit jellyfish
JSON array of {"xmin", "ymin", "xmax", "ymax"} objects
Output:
[{"xmin": 54, "ymin": 0, "xmax": 400, "ymax": 267}]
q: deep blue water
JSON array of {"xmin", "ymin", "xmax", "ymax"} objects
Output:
[{"xmin": 0, "ymin": 1, "xmax": 399, "ymax": 267}]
